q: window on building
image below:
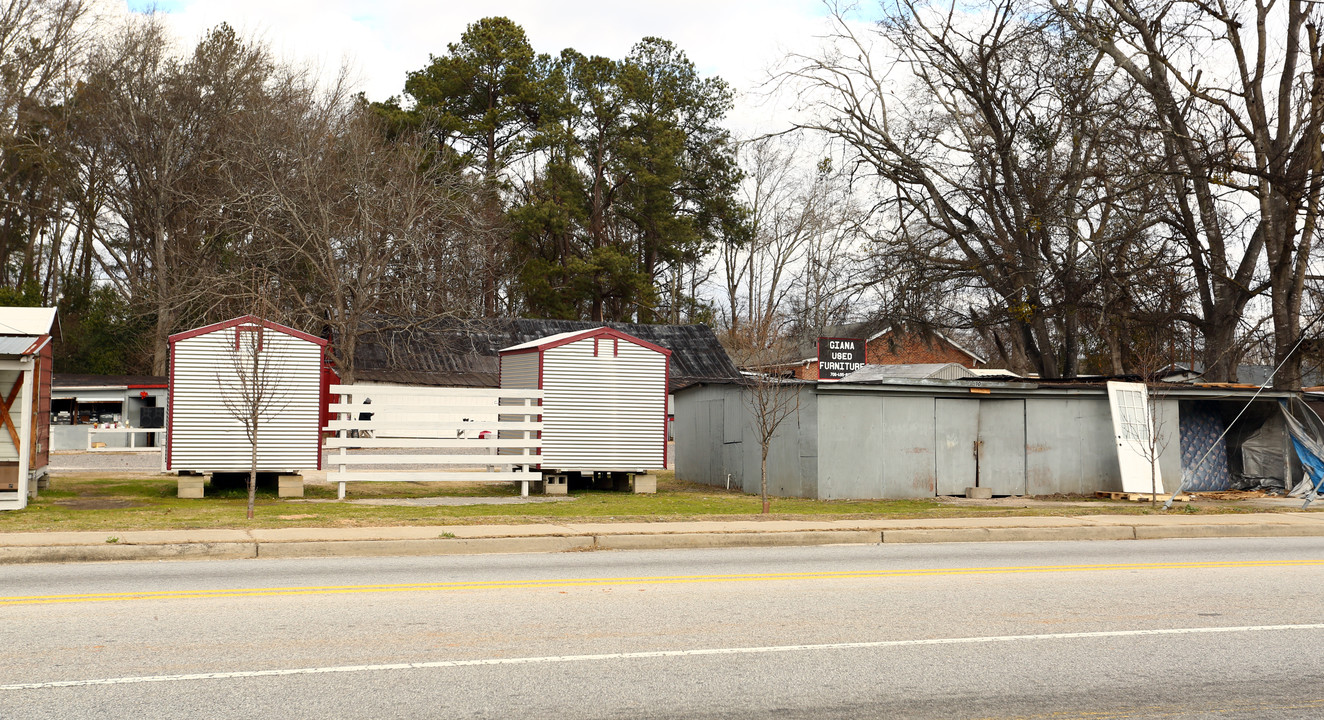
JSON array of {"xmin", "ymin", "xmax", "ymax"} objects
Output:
[{"xmin": 52, "ymin": 399, "xmax": 124, "ymax": 425}]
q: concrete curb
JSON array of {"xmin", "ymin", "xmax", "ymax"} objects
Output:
[
  {"xmin": 0, "ymin": 542, "xmax": 257, "ymax": 564},
  {"xmin": 596, "ymin": 530, "xmax": 880, "ymax": 551},
  {"xmin": 881, "ymin": 526, "xmax": 1137, "ymax": 544},
  {"xmin": 256, "ymin": 536, "xmax": 593, "ymax": 559},
  {"xmin": 1133, "ymin": 524, "xmax": 1324, "ymax": 540},
  {"xmin": 4, "ymin": 518, "xmax": 1324, "ymax": 564}
]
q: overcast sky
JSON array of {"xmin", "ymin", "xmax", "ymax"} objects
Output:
[{"xmin": 115, "ymin": 0, "xmax": 837, "ymax": 136}]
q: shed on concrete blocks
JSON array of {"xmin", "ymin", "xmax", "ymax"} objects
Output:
[
  {"xmin": 499, "ymin": 327, "xmax": 669, "ymax": 492},
  {"xmin": 168, "ymin": 316, "xmax": 327, "ymax": 496},
  {"xmin": 0, "ymin": 307, "xmax": 54, "ymax": 510}
]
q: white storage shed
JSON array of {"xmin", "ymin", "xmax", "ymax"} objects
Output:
[
  {"xmin": 168, "ymin": 316, "xmax": 327, "ymax": 473},
  {"xmin": 0, "ymin": 307, "xmax": 54, "ymax": 510},
  {"xmin": 499, "ymin": 327, "xmax": 669, "ymax": 473}
]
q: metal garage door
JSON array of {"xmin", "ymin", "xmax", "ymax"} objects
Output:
[{"xmin": 935, "ymin": 398, "xmax": 1026, "ymax": 496}]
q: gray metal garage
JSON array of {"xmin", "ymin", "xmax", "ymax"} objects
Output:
[{"xmin": 673, "ymin": 376, "xmax": 1311, "ymax": 499}]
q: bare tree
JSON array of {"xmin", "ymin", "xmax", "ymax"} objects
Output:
[
  {"xmin": 722, "ymin": 135, "xmax": 865, "ymax": 346},
  {"xmin": 1051, "ymin": 0, "xmax": 1324, "ymax": 386},
  {"xmin": 215, "ymin": 316, "xmax": 291, "ymax": 520},
  {"xmin": 216, "ymin": 75, "xmax": 478, "ymax": 382},
  {"xmin": 780, "ymin": 0, "xmax": 1172, "ymax": 378},
  {"xmin": 729, "ymin": 323, "xmax": 803, "ymax": 514},
  {"xmin": 0, "ymin": 0, "xmax": 90, "ymax": 297},
  {"xmin": 1130, "ymin": 336, "xmax": 1181, "ymax": 504},
  {"xmin": 83, "ymin": 20, "xmax": 277, "ymax": 373}
]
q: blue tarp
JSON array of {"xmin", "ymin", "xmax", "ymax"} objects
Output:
[
  {"xmin": 1290, "ymin": 436, "xmax": 1324, "ymax": 492},
  {"xmin": 1280, "ymin": 400, "xmax": 1324, "ymax": 500}
]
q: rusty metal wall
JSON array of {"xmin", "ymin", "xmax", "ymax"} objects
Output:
[
  {"xmin": 1025, "ymin": 397, "xmax": 1119, "ymax": 495},
  {"xmin": 673, "ymin": 383, "xmax": 818, "ymax": 497},
  {"xmin": 979, "ymin": 399, "xmax": 1026, "ymax": 495},
  {"xmin": 680, "ymin": 383, "xmax": 1191, "ymax": 500},
  {"xmin": 819, "ymin": 394, "xmax": 938, "ymax": 499},
  {"xmin": 1023, "ymin": 396, "xmax": 1180, "ymax": 495},
  {"xmin": 935, "ymin": 399, "xmax": 977, "ymax": 494}
]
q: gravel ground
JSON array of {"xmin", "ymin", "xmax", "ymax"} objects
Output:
[{"xmin": 50, "ymin": 451, "xmax": 164, "ymax": 473}]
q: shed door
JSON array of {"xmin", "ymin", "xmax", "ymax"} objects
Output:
[
  {"xmin": 979, "ymin": 399, "xmax": 1026, "ymax": 496},
  {"xmin": 706, "ymin": 399, "xmax": 725, "ymax": 483},
  {"xmin": 935, "ymin": 398, "xmax": 1026, "ymax": 496},
  {"xmin": 935, "ymin": 399, "xmax": 978, "ymax": 495}
]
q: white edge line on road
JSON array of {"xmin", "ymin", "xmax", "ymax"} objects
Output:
[{"xmin": 7, "ymin": 623, "xmax": 1324, "ymax": 691}]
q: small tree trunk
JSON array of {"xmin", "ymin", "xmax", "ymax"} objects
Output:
[
  {"xmin": 248, "ymin": 409, "xmax": 257, "ymax": 520},
  {"xmin": 1150, "ymin": 461, "xmax": 1157, "ymax": 507},
  {"xmin": 761, "ymin": 446, "xmax": 770, "ymax": 514},
  {"xmin": 248, "ymin": 347, "xmax": 259, "ymax": 520}
]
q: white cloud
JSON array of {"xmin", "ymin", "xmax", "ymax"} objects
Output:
[{"xmin": 109, "ymin": 0, "xmax": 836, "ymax": 136}]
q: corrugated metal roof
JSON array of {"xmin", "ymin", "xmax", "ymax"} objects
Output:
[
  {"xmin": 0, "ymin": 335, "xmax": 41, "ymax": 356},
  {"xmin": 54, "ymin": 373, "xmax": 167, "ymax": 388},
  {"xmin": 1167, "ymin": 362, "xmax": 1324, "ymax": 388},
  {"xmin": 501, "ymin": 328, "xmax": 602, "ymax": 352},
  {"xmin": 350, "ymin": 318, "xmax": 741, "ymax": 391},
  {"xmin": 843, "ymin": 363, "xmax": 975, "ymax": 381},
  {"xmin": 0, "ymin": 307, "xmax": 55, "ymax": 336}
]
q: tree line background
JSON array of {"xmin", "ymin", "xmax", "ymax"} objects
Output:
[{"xmin": 1, "ymin": 0, "xmax": 1322, "ymax": 387}]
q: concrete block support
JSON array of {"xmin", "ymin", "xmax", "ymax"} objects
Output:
[
  {"xmin": 278, "ymin": 475, "xmax": 304, "ymax": 498},
  {"xmin": 177, "ymin": 476, "xmax": 205, "ymax": 499},
  {"xmin": 541, "ymin": 474, "xmax": 568, "ymax": 495},
  {"xmin": 631, "ymin": 473, "xmax": 657, "ymax": 494}
]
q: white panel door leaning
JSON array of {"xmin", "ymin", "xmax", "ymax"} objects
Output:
[{"xmin": 1105, "ymin": 380, "xmax": 1162, "ymax": 494}]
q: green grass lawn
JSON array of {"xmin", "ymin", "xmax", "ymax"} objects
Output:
[{"xmin": 0, "ymin": 470, "xmax": 1280, "ymax": 533}]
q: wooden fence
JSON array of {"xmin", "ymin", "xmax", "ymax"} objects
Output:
[{"xmin": 325, "ymin": 384, "xmax": 542, "ymax": 499}]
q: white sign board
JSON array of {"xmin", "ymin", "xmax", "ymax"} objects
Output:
[{"xmin": 1106, "ymin": 381, "xmax": 1162, "ymax": 493}]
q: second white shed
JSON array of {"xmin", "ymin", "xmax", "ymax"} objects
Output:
[
  {"xmin": 499, "ymin": 327, "xmax": 669, "ymax": 473},
  {"xmin": 168, "ymin": 316, "xmax": 327, "ymax": 474}
]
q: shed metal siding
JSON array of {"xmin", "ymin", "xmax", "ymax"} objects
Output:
[
  {"xmin": 539, "ymin": 337, "xmax": 666, "ymax": 471},
  {"xmin": 673, "ymin": 385, "xmax": 725, "ymax": 485},
  {"xmin": 170, "ymin": 326, "xmax": 322, "ymax": 471},
  {"xmin": 744, "ymin": 385, "xmax": 817, "ymax": 498},
  {"xmin": 500, "ymin": 353, "xmax": 539, "ymax": 390},
  {"xmin": 817, "ymin": 394, "xmax": 885, "ymax": 499},
  {"xmin": 1025, "ymin": 397, "xmax": 1120, "ymax": 494},
  {"xmin": 878, "ymin": 396, "xmax": 938, "ymax": 498},
  {"xmin": 674, "ymin": 383, "xmax": 818, "ymax": 497},
  {"xmin": 975, "ymin": 399, "xmax": 1026, "ymax": 495},
  {"xmin": 935, "ymin": 398, "xmax": 979, "ymax": 495},
  {"xmin": 33, "ymin": 341, "xmax": 49, "ymax": 471}
]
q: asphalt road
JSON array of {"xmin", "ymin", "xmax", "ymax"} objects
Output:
[{"xmin": 4, "ymin": 538, "xmax": 1324, "ymax": 719}]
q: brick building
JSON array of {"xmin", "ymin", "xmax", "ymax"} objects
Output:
[{"xmin": 778, "ymin": 324, "xmax": 987, "ymax": 380}]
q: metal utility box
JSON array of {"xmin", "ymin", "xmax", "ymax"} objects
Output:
[
  {"xmin": 499, "ymin": 327, "xmax": 670, "ymax": 473},
  {"xmin": 168, "ymin": 316, "xmax": 327, "ymax": 473}
]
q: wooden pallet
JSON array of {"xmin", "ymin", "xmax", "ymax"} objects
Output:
[{"xmin": 1095, "ymin": 491, "xmax": 1192, "ymax": 502}]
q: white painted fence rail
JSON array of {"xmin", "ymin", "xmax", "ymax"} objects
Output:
[{"xmin": 326, "ymin": 384, "xmax": 543, "ymax": 499}]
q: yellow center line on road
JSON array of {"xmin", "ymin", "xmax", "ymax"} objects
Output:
[{"xmin": 5, "ymin": 558, "xmax": 1323, "ymax": 606}]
